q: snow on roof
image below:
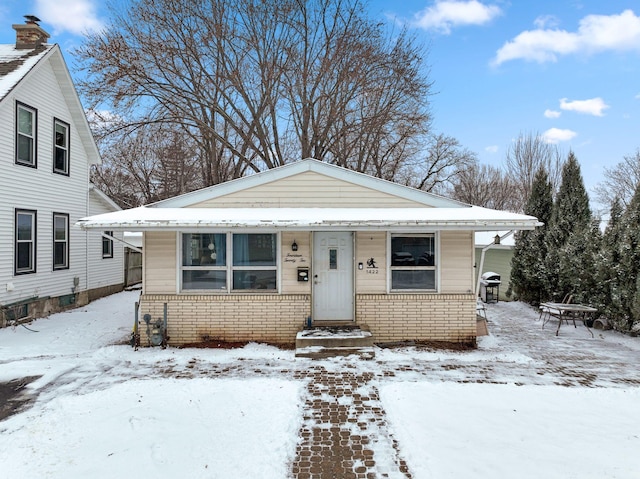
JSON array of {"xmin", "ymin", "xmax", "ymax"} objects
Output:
[
  {"xmin": 0, "ymin": 43, "xmax": 52, "ymax": 101},
  {"xmin": 77, "ymin": 206, "xmax": 541, "ymax": 232}
]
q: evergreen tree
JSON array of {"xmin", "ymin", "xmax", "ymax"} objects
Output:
[
  {"xmin": 597, "ymin": 198, "xmax": 624, "ymax": 322},
  {"xmin": 510, "ymin": 168, "xmax": 553, "ymax": 304},
  {"xmin": 545, "ymin": 152, "xmax": 592, "ymax": 300},
  {"xmin": 616, "ymin": 184, "xmax": 640, "ymax": 331},
  {"xmin": 558, "ymin": 219, "xmax": 601, "ymax": 305}
]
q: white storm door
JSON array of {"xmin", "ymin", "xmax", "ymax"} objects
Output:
[{"xmin": 313, "ymin": 232, "xmax": 354, "ymax": 321}]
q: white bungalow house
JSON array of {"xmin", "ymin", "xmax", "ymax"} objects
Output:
[
  {"xmin": 0, "ymin": 18, "xmax": 124, "ymax": 324},
  {"xmin": 77, "ymin": 159, "xmax": 540, "ymax": 346}
]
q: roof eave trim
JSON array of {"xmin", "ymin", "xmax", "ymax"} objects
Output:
[{"xmin": 76, "ymin": 220, "xmax": 541, "ymax": 232}]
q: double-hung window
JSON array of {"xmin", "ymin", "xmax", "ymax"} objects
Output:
[
  {"xmin": 53, "ymin": 119, "xmax": 70, "ymax": 175},
  {"xmin": 102, "ymin": 231, "xmax": 114, "ymax": 258},
  {"xmin": 181, "ymin": 233, "xmax": 278, "ymax": 291},
  {"xmin": 16, "ymin": 102, "xmax": 36, "ymax": 167},
  {"xmin": 390, "ymin": 234, "xmax": 436, "ymax": 291},
  {"xmin": 15, "ymin": 209, "xmax": 37, "ymax": 275},
  {"xmin": 53, "ymin": 213, "xmax": 69, "ymax": 270}
]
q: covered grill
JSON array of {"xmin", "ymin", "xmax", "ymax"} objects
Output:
[{"xmin": 480, "ymin": 271, "xmax": 501, "ymax": 303}]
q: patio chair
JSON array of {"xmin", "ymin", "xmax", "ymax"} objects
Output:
[{"xmin": 539, "ymin": 294, "xmax": 573, "ymax": 322}]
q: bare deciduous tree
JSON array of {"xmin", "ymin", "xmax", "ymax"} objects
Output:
[
  {"xmin": 505, "ymin": 132, "xmax": 563, "ymax": 211},
  {"xmin": 401, "ymin": 133, "xmax": 477, "ymax": 194},
  {"xmin": 76, "ymin": 0, "xmax": 434, "ymax": 200},
  {"xmin": 449, "ymin": 162, "xmax": 520, "ymax": 211},
  {"xmin": 90, "ymin": 123, "xmax": 201, "ymax": 208},
  {"xmin": 593, "ymin": 149, "xmax": 640, "ymax": 209}
]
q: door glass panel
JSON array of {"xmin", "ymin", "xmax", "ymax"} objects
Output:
[{"xmin": 329, "ymin": 249, "xmax": 337, "ymax": 270}]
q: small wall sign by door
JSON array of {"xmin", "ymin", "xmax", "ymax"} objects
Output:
[{"xmin": 366, "ymin": 257, "xmax": 378, "ymax": 274}]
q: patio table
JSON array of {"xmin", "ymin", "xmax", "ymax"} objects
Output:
[{"xmin": 540, "ymin": 302, "xmax": 598, "ymax": 337}]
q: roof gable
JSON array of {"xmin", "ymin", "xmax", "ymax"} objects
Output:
[
  {"xmin": 152, "ymin": 159, "xmax": 468, "ymax": 209},
  {"xmin": 0, "ymin": 43, "xmax": 101, "ymax": 165},
  {"xmin": 0, "ymin": 43, "xmax": 51, "ymax": 100}
]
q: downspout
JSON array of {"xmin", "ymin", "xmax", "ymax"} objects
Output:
[{"xmin": 475, "ymin": 230, "xmax": 514, "ymax": 297}]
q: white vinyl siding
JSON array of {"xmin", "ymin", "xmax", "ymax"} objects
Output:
[
  {"xmin": 280, "ymin": 232, "xmax": 311, "ymax": 294},
  {"xmin": 0, "ymin": 50, "xmax": 115, "ymax": 305},
  {"xmin": 355, "ymin": 232, "xmax": 386, "ymax": 293},
  {"xmin": 143, "ymin": 232, "xmax": 177, "ymax": 294},
  {"xmin": 87, "ymin": 190, "xmax": 123, "ymax": 291},
  {"xmin": 189, "ymin": 171, "xmax": 428, "ymax": 208},
  {"xmin": 440, "ymin": 231, "xmax": 474, "ymax": 293}
]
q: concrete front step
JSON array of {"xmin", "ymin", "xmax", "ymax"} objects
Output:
[
  {"xmin": 295, "ymin": 346, "xmax": 376, "ymax": 360},
  {"xmin": 295, "ymin": 325, "xmax": 375, "ymax": 359}
]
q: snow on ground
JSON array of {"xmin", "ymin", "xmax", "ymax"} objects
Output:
[
  {"xmin": 381, "ymin": 383, "xmax": 640, "ymax": 479},
  {"xmin": 1, "ymin": 291, "xmax": 639, "ymax": 478}
]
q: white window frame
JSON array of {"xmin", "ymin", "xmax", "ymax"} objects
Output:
[
  {"xmin": 16, "ymin": 102, "xmax": 37, "ymax": 167},
  {"xmin": 231, "ymin": 233, "xmax": 278, "ymax": 291},
  {"xmin": 179, "ymin": 232, "xmax": 279, "ymax": 293},
  {"xmin": 53, "ymin": 118, "xmax": 70, "ymax": 175},
  {"xmin": 389, "ymin": 233, "xmax": 438, "ymax": 292},
  {"xmin": 181, "ymin": 233, "xmax": 228, "ymax": 291},
  {"xmin": 15, "ymin": 209, "xmax": 37, "ymax": 275},
  {"xmin": 53, "ymin": 213, "xmax": 69, "ymax": 270}
]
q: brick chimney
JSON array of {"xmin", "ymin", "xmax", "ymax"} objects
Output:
[{"xmin": 12, "ymin": 15, "xmax": 50, "ymax": 49}]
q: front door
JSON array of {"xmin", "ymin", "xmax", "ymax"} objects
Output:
[{"xmin": 313, "ymin": 232, "xmax": 354, "ymax": 321}]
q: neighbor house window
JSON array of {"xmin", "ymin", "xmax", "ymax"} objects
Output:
[
  {"xmin": 15, "ymin": 209, "xmax": 37, "ymax": 274},
  {"xmin": 390, "ymin": 234, "xmax": 436, "ymax": 291},
  {"xmin": 53, "ymin": 213, "xmax": 69, "ymax": 270},
  {"xmin": 102, "ymin": 231, "xmax": 114, "ymax": 258},
  {"xmin": 16, "ymin": 102, "xmax": 36, "ymax": 167},
  {"xmin": 232, "ymin": 233, "xmax": 277, "ymax": 290},
  {"xmin": 53, "ymin": 119, "xmax": 70, "ymax": 175},
  {"xmin": 180, "ymin": 233, "xmax": 278, "ymax": 292}
]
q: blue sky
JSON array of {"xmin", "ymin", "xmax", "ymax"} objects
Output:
[{"xmin": 1, "ymin": 0, "xmax": 639, "ymax": 206}]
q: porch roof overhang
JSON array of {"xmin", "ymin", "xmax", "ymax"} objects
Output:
[{"xmin": 76, "ymin": 206, "xmax": 541, "ymax": 232}]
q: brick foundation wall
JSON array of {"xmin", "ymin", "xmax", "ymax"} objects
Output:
[
  {"xmin": 139, "ymin": 294, "xmax": 311, "ymax": 345},
  {"xmin": 138, "ymin": 293, "xmax": 476, "ymax": 346},
  {"xmin": 356, "ymin": 293, "xmax": 477, "ymax": 344}
]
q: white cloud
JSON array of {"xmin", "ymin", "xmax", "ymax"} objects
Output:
[
  {"xmin": 534, "ymin": 15, "xmax": 560, "ymax": 29},
  {"xmin": 559, "ymin": 97, "xmax": 609, "ymax": 116},
  {"xmin": 412, "ymin": 0, "xmax": 502, "ymax": 34},
  {"xmin": 485, "ymin": 145, "xmax": 499, "ymax": 153},
  {"xmin": 544, "ymin": 109, "xmax": 562, "ymax": 118},
  {"xmin": 542, "ymin": 128, "xmax": 577, "ymax": 144},
  {"xmin": 493, "ymin": 9, "xmax": 640, "ymax": 65},
  {"xmin": 635, "ymin": 93, "xmax": 640, "ymax": 100},
  {"xmin": 35, "ymin": 0, "xmax": 104, "ymax": 36}
]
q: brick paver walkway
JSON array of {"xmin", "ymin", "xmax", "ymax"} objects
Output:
[{"xmin": 292, "ymin": 369, "xmax": 411, "ymax": 479}]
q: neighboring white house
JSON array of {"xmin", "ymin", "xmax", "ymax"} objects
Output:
[
  {"xmin": 78, "ymin": 159, "xmax": 540, "ymax": 346},
  {"xmin": 0, "ymin": 17, "xmax": 123, "ymax": 324}
]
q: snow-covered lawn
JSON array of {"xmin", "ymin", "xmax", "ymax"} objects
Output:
[{"xmin": 1, "ymin": 290, "xmax": 639, "ymax": 478}]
